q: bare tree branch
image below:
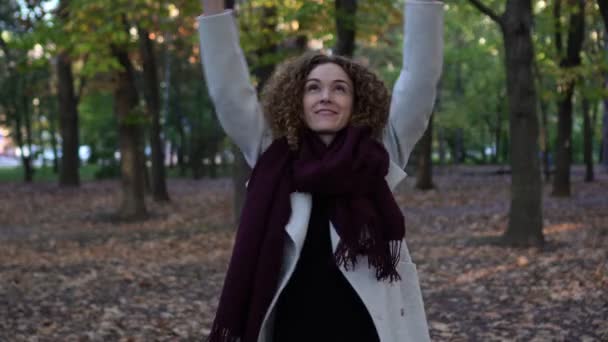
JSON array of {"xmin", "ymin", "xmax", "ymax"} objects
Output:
[{"xmin": 467, "ymin": 0, "xmax": 503, "ymax": 26}]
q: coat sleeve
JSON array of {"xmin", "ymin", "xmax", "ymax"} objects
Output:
[
  {"xmin": 383, "ymin": 0, "xmax": 444, "ymax": 169},
  {"xmin": 197, "ymin": 11, "xmax": 269, "ymax": 168}
]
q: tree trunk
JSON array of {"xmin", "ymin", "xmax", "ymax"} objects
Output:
[
  {"xmin": 335, "ymin": 0, "xmax": 357, "ymax": 57},
  {"xmin": 551, "ymin": 0, "xmax": 585, "ymax": 197},
  {"xmin": 603, "ymin": 29, "xmax": 608, "ymax": 171},
  {"xmin": 416, "ymin": 113, "xmax": 434, "ymax": 190},
  {"xmin": 539, "ymin": 96, "xmax": 551, "ymax": 181},
  {"xmin": 47, "ymin": 97, "xmax": 60, "ymax": 173},
  {"xmin": 163, "ymin": 33, "xmax": 174, "ymax": 171},
  {"xmin": 437, "ymin": 126, "xmax": 446, "ymax": 165},
  {"xmin": 603, "ymin": 99, "xmax": 608, "ymax": 170},
  {"xmin": 22, "ymin": 90, "xmax": 35, "ymax": 182},
  {"xmin": 112, "ymin": 45, "xmax": 147, "ymax": 220},
  {"xmin": 501, "ymin": 126, "xmax": 509, "ymax": 164},
  {"xmin": 582, "ymin": 97, "xmax": 594, "ymax": 182},
  {"xmin": 190, "ymin": 117, "xmax": 204, "ymax": 180},
  {"xmin": 55, "ymin": 0, "xmax": 80, "ymax": 186},
  {"xmin": 455, "ymin": 128, "xmax": 465, "ymax": 163},
  {"xmin": 498, "ymin": 0, "xmax": 544, "ymax": 246},
  {"xmin": 596, "ymin": 0, "xmax": 608, "ymax": 170},
  {"xmin": 177, "ymin": 123, "xmax": 187, "ymax": 177},
  {"xmin": 138, "ymin": 26, "xmax": 170, "ymax": 202},
  {"xmin": 56, "ymin": 51, "xmax": 81, "ymax": 186},
  {"xmin": 552, "ymin": 84, "xmax": 574, "ymax": 196}
]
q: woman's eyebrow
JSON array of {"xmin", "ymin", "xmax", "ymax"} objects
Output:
[{"xmin": 305, "ymin": 78, "xmax": 351, "ymax": 85}]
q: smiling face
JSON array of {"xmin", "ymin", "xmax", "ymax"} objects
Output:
[{"xmin": 302, "ymin": 62, "xmax": 354, "ymax": 145}]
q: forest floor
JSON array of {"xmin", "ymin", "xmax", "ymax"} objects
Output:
[{"xmin": 1, "ymin": 165, "xmax": 607, "ymax": 341}]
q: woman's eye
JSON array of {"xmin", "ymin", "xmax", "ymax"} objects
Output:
[
  {"xmin": 306, "ymin": 84, "xmax": 319, "ymax": 92},
  {"xmin": 335, "ymin": 86, "xmax": 346, "ymax": 92}
]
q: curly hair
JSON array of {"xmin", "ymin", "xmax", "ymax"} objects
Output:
[{"xmin": 261, "ymin": 52, "xmax": 391, "ymax": 150}]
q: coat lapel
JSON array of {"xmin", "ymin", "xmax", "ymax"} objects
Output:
[
  {"xmin": 386, "ymin": 159, "xmax": 407, "ymax": 192},
  {"xmin": 285, "ymin": 160, "xmax": 405, "ymax": 250},
  {"xmin": 284, "ymin": 192, "xmax": 312, "ymax": 251}
]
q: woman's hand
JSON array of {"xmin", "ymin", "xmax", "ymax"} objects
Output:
[{"xmin": 201, "ymin": 0, "xmax": 224, "ymax": 15}]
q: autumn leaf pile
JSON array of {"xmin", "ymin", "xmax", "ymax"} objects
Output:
[{"xmin": 1, "ymin": 166, "xmax": 606, "ymax": 341}]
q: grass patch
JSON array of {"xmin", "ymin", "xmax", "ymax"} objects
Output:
[{"xmin": 0, "ymin": 164, "xmax": 101, "ymax": 183}]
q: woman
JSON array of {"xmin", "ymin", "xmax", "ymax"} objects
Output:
[{"xmin": 197, "ymin": 1, "xmax": 443, "ymax": 341}]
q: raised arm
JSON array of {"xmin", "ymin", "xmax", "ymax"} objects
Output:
[
  {"xmin": 198, "ymin": 0, "xmax": 269, "ymax": 167},
  {"xmin": 383, "ymin": 0, "xmax": 444, "ymax": 169}
]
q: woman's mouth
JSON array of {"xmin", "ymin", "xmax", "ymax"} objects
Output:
[{"xmin": 315, "ymin": 109, "xmax": 337, "ymax": 115}]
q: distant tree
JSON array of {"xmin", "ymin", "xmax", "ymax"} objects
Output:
[
  {"xmin": 552, "ymin": 0, "xmax": 585, "ymax": 197},
  {"xmin": 335, "ymin": 0, "xmax": 357, "ymax": 57},
  {"xmin": 581, "ymin": 97, "xmax": 594, "ymax": 182},
  {"xmin": 0, "ymin": 1, "xmax": 43, "ymax": 182},
  {"xmin": 467, "ymin": 0, "xmax": 544, "ymax": 246},
  {"xmin": 138, "ymin": 26, "xmax": 170, "ymax": 202},
  {"xmin": 597, "ymin": 0, "xmax": 608, "ymax": 171},
  {"xmin": 415, "ymin": 113, "xmax": 434, "ymax": 190},
  {"xmin": 56, "ymin": 0, "xmax": 81, "ymax": 187},
  {"xmin": 112, "ymin": 42, "xmax": 147, "ymax": 219}
]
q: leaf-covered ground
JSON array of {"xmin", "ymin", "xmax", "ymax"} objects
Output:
[{"xmin": 1, "ymin": 166, "xmax": 606, "ymax": 341}]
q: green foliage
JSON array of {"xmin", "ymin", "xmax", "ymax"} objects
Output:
[
  {"xmin": 78, "ymin": 91, "xmax": 117, "ymax": 162},
  {"xmin": 94, "ymin": 162, "xmax": 120, "ymax": 179},
  {"xmin": 2, "ymin": 0, "xmax": 606, "ymax": 175}
]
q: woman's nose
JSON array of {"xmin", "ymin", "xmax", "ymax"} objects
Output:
[{"xmin": 320, "ymin": 89, "xmax": 331, "ymax": 102}]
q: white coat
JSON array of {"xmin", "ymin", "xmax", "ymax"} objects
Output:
[{"xmin": 197, "ymin": 1, "xmax": 444, "ymax": 341}]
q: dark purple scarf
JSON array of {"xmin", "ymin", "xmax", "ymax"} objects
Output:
[{"xmin": 207, "ymin": 126, "xmax": 405, "ymax": 342}]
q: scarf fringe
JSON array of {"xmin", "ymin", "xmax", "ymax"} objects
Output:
[
  {"xmin": 206, "ymin": 324, "xmax": 242, "ymax": 342},
  {"xmin": 334, "ymin": 240, "xmax": 402, "ymax": 283}
]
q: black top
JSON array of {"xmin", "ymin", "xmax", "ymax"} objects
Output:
[{"xmin": 273, "ymin": 194, "xmax": 380, "ymax": 342}]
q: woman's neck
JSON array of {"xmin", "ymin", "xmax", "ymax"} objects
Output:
[{"xmin": 317, "ymin": 133, "xmax": 336, "ymax": 145}]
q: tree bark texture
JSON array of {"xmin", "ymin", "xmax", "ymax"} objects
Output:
[
  {"xmin": 112, "ymin": 45, "xmax": 147, "ymax": 220},
  {"xmin": 138, "ymin": 26, "xmax": 170, "ymax": 202},
  {"xmin": 56, "ymin": 0, "xmax": 80, "ymax": 186},
  {"xmin": 56, "ymin": 52, "xmax": 81, "ymax": 186},
  {"xmin": 500, "ymin": 1, "xmax": 544, "ymax": 246}
]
